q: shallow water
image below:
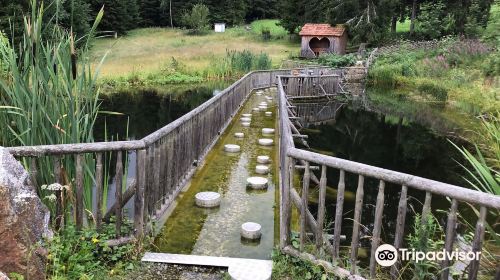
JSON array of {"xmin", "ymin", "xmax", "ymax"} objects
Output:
[{"xmin": 154, "ymin": 88, "xmax": 279, "ymax": 259}]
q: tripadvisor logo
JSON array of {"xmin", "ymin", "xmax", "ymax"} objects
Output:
[
  {"xmin": 375, "ymin": 244, "xmax": 482, "ymax": 267},
  {"xmin": 375, "ymin": 244, "xmax": 398, "ymax": 267}
]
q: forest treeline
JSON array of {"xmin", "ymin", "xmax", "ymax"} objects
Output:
[{"xmin": 0, "ymin": 0, "xmax": 496, "ymax": 43}]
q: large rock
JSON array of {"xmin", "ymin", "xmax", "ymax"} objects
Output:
[{"xmin": 0, "ymin": 147, "xmax": 52, "ymax": 280}]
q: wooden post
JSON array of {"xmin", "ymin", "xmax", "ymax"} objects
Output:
[
  {"xmin": 421, "ymin": 192, "xmax": 432, "ymax": 225},
  {"xmin": 300, "ymin": 161, "xmax": 310, "ymax": 252},
  {"xmin": 332, "ymin": 169, "xmax": 345, "ymax": 261},
  {"xmin": 369, "ymin": 180, "xmax": 385, "ymax": 278},
  {"xmin": 29, "ymin": 157, "xmax": 38, "ymax": 191},
  {"xmin": 153, "ymin": 142, "xmax": 161, "ymax": 211},
  {"xmin": 115, "ymin": 151, "xmax": 123, "ymax": 237},
  {"xmin": 468, "ymin": 206, "xmax": 487, "ymax": 279},
  {"xmin": 134, "ymin": 149, "xmax": 146, "ymax": 238},
  {"xmin": 95, "ymin": 153, "xmax": 103, "ymax": 230},
  {"xmin": 281, "ymin": 157, "xmax": 294, "ymax": 249},
  {"xmin": 441, "ymin": 199, "xmax": 458, "ymax": 280},
  {"xmin": 316, "ymin": 165, "xmax": 327, "ymax": 253},
  {"xmin": 75, "ymin": 154, "xmax": 84, "ymax": 230},
  {"xmin": 53, "ymin": 156, "xmax": 64, "ymax": 230},
  {"xmin": 391, "ymin": 185, "xmax": 408, "ymax": 279},
  {"xmin": 350, "ymin": 175, "xmax": 364, "ymax": 274}
]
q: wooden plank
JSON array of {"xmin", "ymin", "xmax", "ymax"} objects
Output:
[
  {"xmin": 390, "ymin": 185, "xmax": 408, "ymax": 279},
  {"xmin": 153, "ymin": 142, "xmax": 161, "ymax": 211},
  {"xmin": 104, "ymin": 180, "xmax": 136, "ymax": 222},
  {"xmin": 95, "ymin": 153, "xmax": 104, "ymax": 230},
  {"xmin": 75, "ymin": 154, "xmax": 84, "ymax": 230},
  {"xmin": 134, "ymin": 149, "xmax": 146, "ymax": 238},
  {"xmin": 468, "ymin": 206, "xmax": 487, "ymax": 280},
  {"xmin": 115, "ymin": 151, "xmax": 123, "ymax": 237},
  {"xmin": 441, "ymin": 199, "xmax": 458, "ymax": 280},
  {"xmin": 287, "ymin": 148, "xmax": 500, "ymax": 209},
  {"xmin": 350, "ymin": 175, "xmax": 364, "ymax": 274},
  {"xmin": 369, "ymin": 180, "xmax": 385, "ymax": 278},
  {"xmin": 332, "ymin": 169, "xmax": 345, "ymax": 261},
  {"xmin": 316, "ymin": 165, "xmax": 327, "ymax": 252},
  {"xmin": 300, "ymin": 161, "xmax": 310, "ymax": 252}
]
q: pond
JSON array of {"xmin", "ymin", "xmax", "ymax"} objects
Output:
[
  {"xmin": 95, "ymin": 83, "xmax": 478, "ymax": 261},
  {"xmin": 291, "ymin": 90, "xmax": 478, "ymax": 261}
]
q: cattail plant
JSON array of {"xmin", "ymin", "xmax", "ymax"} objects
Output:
[{"xmin": 0, "ymin": 1, "xmax": 106, "ymax": 219}]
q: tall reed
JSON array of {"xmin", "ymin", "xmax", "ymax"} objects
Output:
[{"xmin": 0, "ymin": 1, "xmax": 105, "ymax": 213}]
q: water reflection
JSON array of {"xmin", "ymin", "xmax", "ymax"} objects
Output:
[
  {"xmin": 293, "ymin": 98, "xmax": 471, "ymax": 252},
  {"xmin": 91, "ymin": 82, "xmax": 230, "ymax": 218}
]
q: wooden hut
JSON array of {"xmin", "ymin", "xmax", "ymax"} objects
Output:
[{"xmin": 299, "ymin": 24, "xmax": 347, "ymax": 58}]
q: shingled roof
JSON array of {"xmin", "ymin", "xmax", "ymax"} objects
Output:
[{"xmin": 299, "ymin": 24, "xmax": 345, "ymax": 36}]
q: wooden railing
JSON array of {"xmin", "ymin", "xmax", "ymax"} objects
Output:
[
  {"xmin": 277, "ymin": 76, "xmax": 500, "ymax": 279},
  {"xmin": 5, "ymin": 67, "xmax": 332, "ymax": 244}
]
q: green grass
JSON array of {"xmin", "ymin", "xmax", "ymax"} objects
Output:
[
  {"xmin": 250, "ymin": 19, "xmax": 288, "ymax": 37},
  {"xmin": 90, "ymin": 20, "xmax": 297, "ymax": 79}
]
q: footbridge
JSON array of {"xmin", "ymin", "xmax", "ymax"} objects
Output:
[{"xmin": 6, "ymin": 67, "xmax": 500, "ymax": 280}]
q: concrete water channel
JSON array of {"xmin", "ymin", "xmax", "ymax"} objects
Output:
[{"xmin": 153, "ymin": 87, "xmax": 279, "ymax": 261}]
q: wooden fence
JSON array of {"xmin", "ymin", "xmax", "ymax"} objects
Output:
[
  {"xmin": 277, "ymin": 76, "xmax": 500, "ymax": 279},
  {"xmin": 5, "ymin": 67, "xmax": 332, "ymax": 245}
]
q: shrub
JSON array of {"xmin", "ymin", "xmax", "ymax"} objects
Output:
[
  {"xmin": 255, "ymin": 52, "xmax": 272, "ymax": 70},
  {"xmin": 481, "ymin": 51, "xmax": 500, "ymax": 77},
  {"xmin": 317, "ymin": 53, "xmax": 357, "ymax": 68},
  {"xmin": 181, "ymin": 4, "xmax": 210, "ymax": 35}
]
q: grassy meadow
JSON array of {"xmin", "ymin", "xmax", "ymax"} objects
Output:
[{"xmin": 90, "ymin": 20, "xmax": 298, "ymax": 80}]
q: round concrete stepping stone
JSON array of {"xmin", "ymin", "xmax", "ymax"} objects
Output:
[
  {"xmin": 252, "ymin": 107, "xmax": 260, "ymax": 112},
  {"xmin": 265, "ymin": 112, "xmax": 272, "ymax": 116},
  {"xmin": 242, "ymin": 113, "xmax": 252, "ymax": 117},
  {"xmin": 258, "ymin": 138, "xmax": 274, "ymax": 146},
  {"xmin": 234, "ymin": 132, "xmax": 244, "ymax": 138},
  {"xmin": 241, "ymin": 122, "xmax": 251, "ymax": 127},
  {"xmin": 257, "ymin": 155, "xmax": 270, "ymax": 164},
  {"xmin": 258, "ymin": 106, "xmax": 267, "ymax": 110},
  {"xmin": 241, "ymin": 222, "xmax": 262, "ymax": 240},
  {"xmin": 259, "ymin": 101, "xmax": 268, "ymax": 105},
  {"xmin": 255, "ymin": 165, "xmax": 269, "ymax": 174},
  {"xmin": 266, "ymin": 96, "xmax": 273, "ymax": 101},
  {"xmin": 224, "ymin": 144, "xmax": 241, "ymax": 153},
  {"xmin": 247, "ymin": 177, "xmax": 268, "ymax": 189},
  {"xmin": 240, "ymin": 117, "xmax": 251, "ymax": 122},
  {"xmin": 195, "ymin": 192, "xmax": 221, "ymax": 208},
  {"xmin": 262, "ymin": 128, "xmax": 275, "ymax": 134}
]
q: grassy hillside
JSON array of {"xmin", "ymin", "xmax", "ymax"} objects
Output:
[{"xmin": 91, "ymin": 20, "xmax": 297, "ymax": 79}]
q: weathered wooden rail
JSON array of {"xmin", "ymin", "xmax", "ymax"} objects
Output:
[
  {"xmin": 277, "ymin": 76, "xmax": 500, "ymax": 279},
  {"xmin": 5, "ymin": 67, "xmax": 337, "ymax": 245}
]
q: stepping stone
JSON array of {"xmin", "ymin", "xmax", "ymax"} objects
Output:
[
  {"xmin": 241, "ymin": 122, "xmax": 251, "ymax": 127},
  {"xmin": 240, "ymin": 222, "xmax": 262, "ymax": 240},
  {"xmin": 265, "ymin": 112, "xmax": 272, "ymax": 116},
  {"xmin": 195, "ymin": 192, "xmax": 221, "ymax": 208},
  {"xmin": 258, "ymin": 106, "xmax": 267, "ymax": 110},
  {"xmin": 224, "ymin": 144, "xmax": 241, "ymax": 153},
  {"xmin": 252, "ymin": 107, "xmax": 260, "ymax": 112},
  {"xmin": 261, "ymin": 128, "xmax": 275, "ymax": 134},
  {"xmin": 234, "ymin": 132, "xmax": 244, "ymax": 138},
  {"xmin": 240, "ymin": 117, "xmax": 251, "ymax": 122},
  {"xmin": 257, "ymin": 155, "xmax": 270, "ymax": 164},
  {"xmin": 259, "ymin": 102, "xmax": 268, "ymax": 105},
  {"xmin": 255, "ymin": 165, "xmax": 269, "ymax": 174},
  {"xmin": 246, "ymin": 177, "xmax": 268, "ymax": 189},
  {"xmin": 258, "ymin": 139, "xmax": 274, "ymax": 146},
  {"xmin": 242, "ymin": 113, "xmax": 252, "ymax": 117}
]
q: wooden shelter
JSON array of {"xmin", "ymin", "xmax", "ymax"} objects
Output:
[{"xmin": 299, "ymin": 24, "xmax": 347, "ymax": 58}]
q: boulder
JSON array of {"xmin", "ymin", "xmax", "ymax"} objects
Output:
[
  {"xmin": 0, "ymin": 147, "xmax": 52, "ymax": 280},
  {"xmin": 0, "ymin": 272, "xmax": 10, "ymax": 280}
]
